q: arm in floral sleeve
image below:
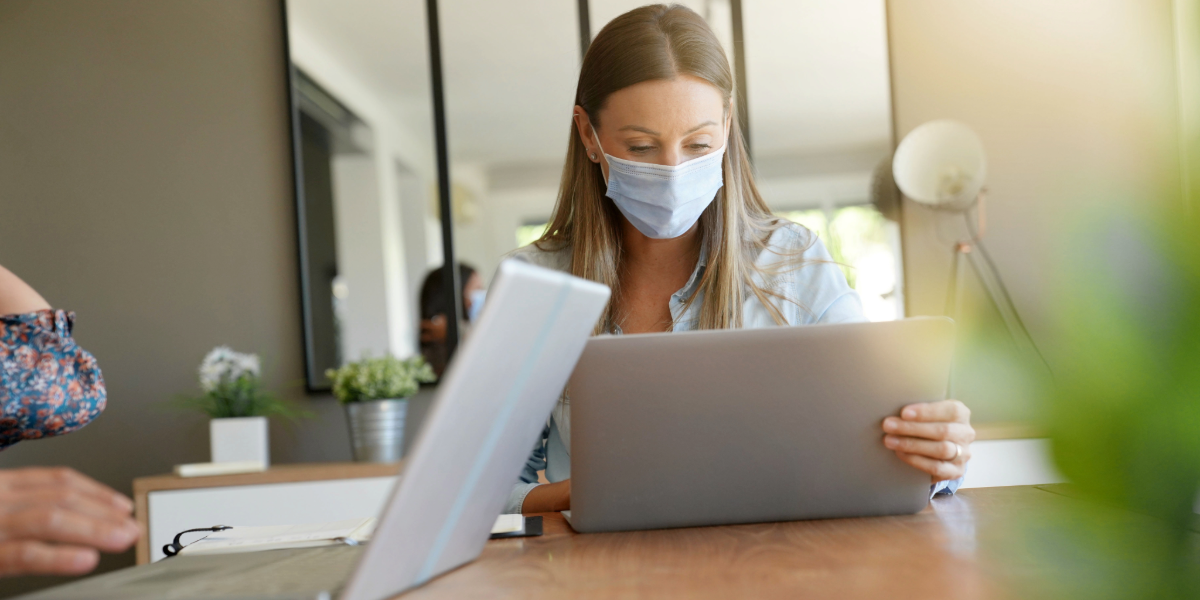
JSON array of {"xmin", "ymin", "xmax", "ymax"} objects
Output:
[{"xmin": 0, "ymin": 310, "xmax": 107, "ymax": 450}]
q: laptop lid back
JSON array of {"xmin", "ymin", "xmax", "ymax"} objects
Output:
[
  {"xmin": 567, "ymin": 317, "xmax": 954, "ymax": 533},
  {"xmin": 340, "ymin": 260, "xmax": 609, "ymax": 600}
]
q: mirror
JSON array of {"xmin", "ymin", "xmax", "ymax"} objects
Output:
[
  {"xmin": 286, "ymin": 0, "xmax": 438, "ymax": 390},
  {"xmin": 287, "ymin": 0, "xmax": 902, "ymax": 391}
]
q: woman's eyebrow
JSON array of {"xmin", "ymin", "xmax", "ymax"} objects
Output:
[
  {"xmin": 618, "ymin": 124, "xmax": 660, "ymax": 135},
  {"xmin": 617, "ymin": 121, "xmax": 719, "ymax": 136}
]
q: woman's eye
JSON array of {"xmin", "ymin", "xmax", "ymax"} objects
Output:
[
  {"xmin": 688, "ymin": 144, "xmax": 712, "ymax": 151},
  {"xmin": 628, "ymin": 145, "xmax": 654, "ymax": 153}
]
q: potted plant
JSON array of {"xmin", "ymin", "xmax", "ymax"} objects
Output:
[
  {"xmin": 326, "ymin": 355, "xmax": 436, "ymax": 463},
  {"xmin": 180, "ymin": 346, "xmax": 307, "ymax": 466}
]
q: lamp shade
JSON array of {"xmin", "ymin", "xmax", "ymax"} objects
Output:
[{"xmin": 892, "ymin": 120, "xmax": 987, "ymax": 210}]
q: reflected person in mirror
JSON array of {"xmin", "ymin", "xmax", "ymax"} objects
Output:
[
  {"xmin": 418, "ymin": 263, "xmax": 486, "ymax": 378},
  {"xmin": 508, "ymin": 4, "xmax": 975, "ymax": 514},
  {"xmin": 0, "ymin": 264, "xmax": 139, "ymax": 577}
]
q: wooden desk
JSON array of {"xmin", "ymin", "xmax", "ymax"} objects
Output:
[{"xmin": 395, "ymin": 485, "xmax": 1108, "ymax": 599}]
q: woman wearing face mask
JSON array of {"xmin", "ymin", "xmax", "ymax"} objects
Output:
[{"xmin": 506, "ymin": 4, "xmax": 975, "ymax": 515}]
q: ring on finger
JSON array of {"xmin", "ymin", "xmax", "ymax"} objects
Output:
[{"xmin": 951, "ymin": 443, "xmax": 962, "ymax": 461}]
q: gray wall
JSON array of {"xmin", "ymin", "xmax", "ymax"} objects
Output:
[{"xmin": 0, "ymin": 1, "xmax": 352, "ymax": 593}]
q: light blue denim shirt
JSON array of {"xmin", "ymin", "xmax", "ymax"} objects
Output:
[{"xmin": 502, "ymin": 223, "xmax": 961, "ymax": 513}]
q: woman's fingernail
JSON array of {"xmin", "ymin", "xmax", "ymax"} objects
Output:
[
  {"xmin": 883, "ymin": 419, "xmax": 897, "ymax": 431},
  {"xmin": 902, "ymin": 408, "xmax": 916, "ymax": 419},
  {"xmin": 884, "ymin": 436, "xmax": 898, "ymax": 448}
]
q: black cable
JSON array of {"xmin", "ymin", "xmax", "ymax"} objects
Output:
[
  {"xmin": 961, "ymin": 212, "xmax": 1055, "ymax": 379},
  {"xmin": 162, "ymin": 526, "xmax": 231, "ymax": 558}
]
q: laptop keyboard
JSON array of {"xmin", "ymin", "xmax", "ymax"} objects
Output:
[{"xmin": 163, "ymin": 546, "xmax": 364, "ymax": 598}]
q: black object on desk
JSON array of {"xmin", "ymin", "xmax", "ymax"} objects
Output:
[{"xmin": 489, "ymin": 516, "xmax": 543, "ymax": 539}]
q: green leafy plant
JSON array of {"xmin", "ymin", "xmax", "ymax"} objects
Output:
[
  {"xmin": 326, "ymin": 355, "xmax": 436, "ymax": 404},
  {"xmin": 177, "ymin": 346, "xmax": 310, "ymax": 419}
]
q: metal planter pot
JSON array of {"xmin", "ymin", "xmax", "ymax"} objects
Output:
[{"xmin": 344, "ymin": 399, "xmax": 407, "ymax": 463}]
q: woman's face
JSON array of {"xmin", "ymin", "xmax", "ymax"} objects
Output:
[{"xmin": 575, "ymin": 75, "xmax": 728, "ymax": 181}]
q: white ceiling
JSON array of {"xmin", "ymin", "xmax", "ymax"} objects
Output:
[{"xmin": 287, "ymin": 0, "xmax": 892, "ymax": 174}]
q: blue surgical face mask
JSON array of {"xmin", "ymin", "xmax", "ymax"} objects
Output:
[
  {"xmin": 466, "ymin": 289, "xmax": 486, "ymax": 323},
  {"xmin": 592, "ymin": 125, "xmax": 726, "ymax": 239}
]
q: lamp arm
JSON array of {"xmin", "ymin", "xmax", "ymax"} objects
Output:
[{"xmin": 960, "ymin": 211, "xmax": 1054, "ymax": 378}]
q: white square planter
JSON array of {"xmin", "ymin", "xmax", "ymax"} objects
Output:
[{"xmin": 210, "ymin": 416, "xmax": 269, "ymax": 465}]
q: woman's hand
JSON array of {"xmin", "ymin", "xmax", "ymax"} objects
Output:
[
  {"xmin": 520, "ymin": 479, "xmax": 571, "ymax": 514},
  {"xmin": 0, "ymin": 467, "xmax": 140, "ymax": 576},
  {"xmin": 882, "ymin": 400, "xmax": 974, "ymax": 483}
]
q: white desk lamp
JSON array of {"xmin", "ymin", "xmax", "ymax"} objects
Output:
[
  {"xmin": 893, "ymin": 120, "xmax": 987, "ymax": 212},
  {"xmin": 891, "ymin": 120, "xmax": 1046, "ymax": 369}
]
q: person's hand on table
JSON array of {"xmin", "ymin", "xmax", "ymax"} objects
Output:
[
  {"xmin": 0, "ymin": 467, "xmax": 140, "ymax": 576},
  {"xmin": 882, "ymin": 400, "xmax": 974, "ymax": 483}
]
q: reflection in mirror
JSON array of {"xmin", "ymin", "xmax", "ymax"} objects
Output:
[
  {"xmin": 743, "ymin": 0, "xmax": 902, "ymax": 321},
  {"xmin": 286, "ymin": 0, "xmax": 438, "ymax": 390},
  {"xmin": 437, "ymin": 0, "xmax": 580, "ymax": 298}
]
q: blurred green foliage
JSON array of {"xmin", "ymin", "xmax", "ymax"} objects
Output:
[
  {"xmin": 1034, "ymin": 209, "xmax": 1200, "ymax": 598},
  {"xmin": 326, "ymin": 355, "xmax": 436, "ymax": 404},
  {"xmin": 177, "ymin": 374, "xmax": 311, "ymax": 420}
]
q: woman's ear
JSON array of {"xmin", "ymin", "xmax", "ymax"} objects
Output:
[{"xmin": 573, "ymin": 106, "xmax": 600, "ymax": 163}]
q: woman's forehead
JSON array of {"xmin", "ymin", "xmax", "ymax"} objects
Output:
[{"xmin": 600, "ymin": 76, "xmax": 725, "ymax": 133}]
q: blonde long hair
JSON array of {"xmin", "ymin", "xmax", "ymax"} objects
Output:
[{"xmin": 536, "ymin": 4, "xmax": 794, "ymax": 333}]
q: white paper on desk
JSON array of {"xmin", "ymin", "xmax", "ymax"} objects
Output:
[
  {"xmin": 179, "ymin": 514, "xmax": 524, "ymax": 556},
  {"xmin": 179, "ymin": 518, "xmax": 376, "ymax": 556}
]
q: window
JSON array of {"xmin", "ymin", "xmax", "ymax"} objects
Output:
[{"xmin": 777, "ymin": 206, "xmax": 900, "ymax": 322}]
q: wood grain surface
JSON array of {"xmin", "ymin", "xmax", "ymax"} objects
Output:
[{"xmin": 396, "ymin": 486, "xmax": 1080, "ymax": 600}]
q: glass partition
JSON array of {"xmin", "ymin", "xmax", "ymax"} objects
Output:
[
  {"xmin": 437, "ymin": 0, "xmax": 581, "ymax": 287},
  {"xmin": 743, "ymin": 0, "xmax": 901, "ymax": 321}
]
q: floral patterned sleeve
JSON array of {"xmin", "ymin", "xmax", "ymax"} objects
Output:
[{"xmin": 0, "ymin": 310, "xmax": 106, "ymax": 450}]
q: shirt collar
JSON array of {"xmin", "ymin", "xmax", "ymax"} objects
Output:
[{"xmin": 672, "ymin": 236, "xmax": 709, "ymax": 303}]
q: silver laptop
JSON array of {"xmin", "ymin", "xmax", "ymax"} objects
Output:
[
  {"xmin": 563, "ymin": 317, "xmax": 955, "ymax": 533},
  {"xmin": 21, "ymin": 260, "xmax": 610, "ymax": 600}
]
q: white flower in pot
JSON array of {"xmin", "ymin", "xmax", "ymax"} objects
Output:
[
  {"xmin": 179, "ymin": 346, "xmax": 309, "ymax": 465},
  {"xmin": 326, "ymin": 355, "xmax": 436, "ymax": 463}
]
